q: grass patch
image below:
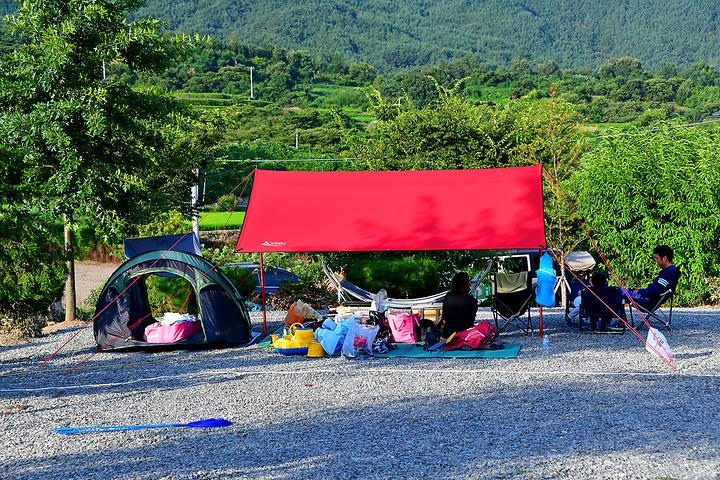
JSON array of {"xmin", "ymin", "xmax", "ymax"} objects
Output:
[
  {"xmin": 315, "ymin": 106, "xmax": 374, "ymax": 123},
  {"xmin": 193, "ymin": 212, "xmax": 246, "ymax": 230}
]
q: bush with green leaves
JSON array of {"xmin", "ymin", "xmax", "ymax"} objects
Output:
[
  {"xmin": 230, "ymin": 251, "xmax": 333, "ymax": 308},
  {"xmin": 76, "ymin": 287, "xmax": 103, "ymax": 322},
  {"xmin": 204, "ymin": 246, "xmax": 257, "ymax": 297},
  {"xmin": 136, "ymin": 210, "xmax": 189, "ymax": 238},
  {"xmin": 342, "ymin": 255, "xmax": 443, "ymax": 298},
  {"xmin": 1, "ymin": 306, "xmax": 48, "ymax": 339},
  {"xmin": 145, "ymin": 275, "xmax": 199, "ymax": 314},
  {"xmin": 0, "ymin": 213, "xmax": 66, "ymax": 337},
  {"xmin": 571, "ymin": 125, "xmax": 720, "ymax": 305},
  {"xmin": 214, "ymin": 194, "xmax": 238, "ymax": 212},
  {"xmin": 707, "ymin": 277, "xmax": 720, "ymax": 305}
]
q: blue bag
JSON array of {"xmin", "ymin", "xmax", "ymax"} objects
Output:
[
  {"xmin": 316, "ymin": 318, "xmax": 349, "ymax": 355},
  {"xmin": 535, "ymin": 252, "xmax": 557, "ymax": 307}
]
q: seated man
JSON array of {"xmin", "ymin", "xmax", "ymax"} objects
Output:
[{"xmin": 624, "ymin": 245, "xmax": 680, "ymax": 312}]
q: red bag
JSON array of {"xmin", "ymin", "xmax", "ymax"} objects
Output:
[{"xmin": 443, "ymin": 320, "xmax": 497, "ymax": 350}]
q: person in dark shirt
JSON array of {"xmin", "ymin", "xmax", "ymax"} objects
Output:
[
  {"xmin": 441, "ymin": 272, "xmax": 478, "ymax": 337},
  {"xmin": 625, "ymin": 245, "xmax": 680, "ymax": 312}
]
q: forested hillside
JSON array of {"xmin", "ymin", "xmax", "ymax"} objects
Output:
[
  {"xmin": 2, "ymin": 1, "xmax": 717, "ymax": 70},
  {"xmin": 119, "ymin": 1, "xmax": 719, "ymax": 70}
]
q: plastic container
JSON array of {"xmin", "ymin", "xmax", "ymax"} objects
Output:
[{"xmin": 542, "ymin": 334, "xmax": 551, "ymax": 350}]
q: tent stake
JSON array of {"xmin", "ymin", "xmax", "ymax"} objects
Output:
[{"xmin": 259, "ymin": 252, "xmax": 268, "ymax": 336}]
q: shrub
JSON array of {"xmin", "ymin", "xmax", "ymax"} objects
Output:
[
  {"xmin": 0, "ymin": 305, "xmax": 48, "ymax": 338},
  {"xmin": 344, "ymin": 255, "xmax": 443, "ymax": 298},
  {"xmin": 707, "ymin": 277, "xmax": 720, "ymax": 305},
  {"xmin": 205, "ymin": 246, "xmax": 257, "ymax": 297},
  {"xmin": 221, "ymin": 266, "xmax": 257, "ymax": 298},
  {"xmin": 571, "ymin": 125, "xmax": 720, "ymax": 305},
  {"xmin": 262, "ymin": 280, "xmax": 336, "ymax": 311},
  {"xmin": 0, "ymin": 216, "xmax": 66, "ymax": 337},
  {"xmin": 136, "ymin": 210, "xmax": 188, "ymax": 237},
  {"xmin": 76, "ymin": 287, "xmax": 103, "ymax": 322},
  {"xmin": 146, "ymin": 275, "xmax": 199, "ymax": 314},
  {"xmin": 215, "ymin": 194, "xmax": 238, "ymax": 212}
]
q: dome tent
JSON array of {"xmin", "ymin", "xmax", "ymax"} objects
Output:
[{"xmin": 94, "ymin": 250, "xmax": 252, "ymax": 350}]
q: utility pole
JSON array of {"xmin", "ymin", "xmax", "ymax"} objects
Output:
[
  {"xmin": 249, "ymin": 66, "xmax": 254, "ymax": 99},
  {"xmin": 191, "ymin": 169, "xmax": 200, "ymax": 242}
]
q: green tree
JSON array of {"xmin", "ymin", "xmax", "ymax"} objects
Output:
[
  {"xmin": 571, "ymin": 126, "xmax": 720, "ymax": 305},
  {"xmin": 598, "ymin": 56, "xmax": 646, "ymax": 79},
  {"xmin": 0, "ymin": 0, "xmax": 211, "ymax": 322},
  {"xmin": 347, "ymin": 62, "xmax": 377, "ymax": 85}
]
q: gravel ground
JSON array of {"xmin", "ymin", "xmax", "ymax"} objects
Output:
[{"xmin": 1, "ymin": 308, "xmax": 719, "ymax": 480}]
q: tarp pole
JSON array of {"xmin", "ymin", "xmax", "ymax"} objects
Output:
[
  {"xmin": 539, "ymin": 247, "xmax": 544, "ymax": 338},
  {"xmin": 259, "ymin": 252, "xmax": 268, "ymax": 336}
]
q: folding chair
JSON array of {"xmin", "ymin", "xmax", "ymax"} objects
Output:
[
  {"xmin": 578, "ymin": 286, "xmax": 626, "ymax": 334},
  {"xmin": 562, "ymin": 251, "xmax": 596, "ymax": 323},
  {"xmin": 565, "ymin": 274, "xmax": 590, "ymax": 325},
  {"xmin": 628, "ymin": 288, "xmax": 675, "ymax": 331},
  {"xmin": 492, "ymin": 271, "xmax": 533, "ymax": 334}
]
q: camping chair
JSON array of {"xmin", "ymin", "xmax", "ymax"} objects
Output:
[
  {"xmin": 578, "ymin": 286, "xmax": 626, "ymax": 334},
  {"xmin": 492, "ymin": 271, "xmax": 533, "ymax": 335},
  {"xmin": 565, "ymin": 274, "xmax": 591, "ymax": 325},
  {"xmin": 627, "ymin": 288, "xmax": 675, "ymax": 331},
  {"xmin": 562, "ymin": 251, "xmax": 596, "ymax": 324}
]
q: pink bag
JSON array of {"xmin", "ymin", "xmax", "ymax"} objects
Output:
[
  {"xmin": 387, "ymin": 312, "xmax": 421, "ymax": 343},
  {"xmin": 144, "ymin": 321, "xmax": 201, "ymax": 344}
]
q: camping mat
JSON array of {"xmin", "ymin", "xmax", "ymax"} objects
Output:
[
  {"xmin": 244, "ymin": 331, "xmax": 264, "ymax": 347},
  {"xmin": 258, "ymin": 328, "xmax": 521, "ymax": 359},
  {"xmin": 374, "ymin": 342, "xmax": 522, "ymax": 359}
]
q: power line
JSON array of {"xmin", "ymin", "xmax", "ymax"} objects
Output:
[{"xmin": 216, "ymin": 157, "xmax": 358, "ymax": 163}]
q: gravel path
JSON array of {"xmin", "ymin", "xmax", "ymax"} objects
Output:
[{"xmin": 1, "ymin": 309, "xmax": 719, "ymax": 479}]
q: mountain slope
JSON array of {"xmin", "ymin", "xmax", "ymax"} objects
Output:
[{"xmin": 2, "ymin": 0, "xmax": 719, "ymax": 70}]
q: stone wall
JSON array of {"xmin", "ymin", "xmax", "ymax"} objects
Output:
[{"xmin": 200, "ymin": 229, "xmax": 241, "ymax": 249}]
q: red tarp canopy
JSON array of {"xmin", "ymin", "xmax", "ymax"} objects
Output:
[{"xmin": 235, "ymin": 165, "xmax": 546, "ymax": 252}]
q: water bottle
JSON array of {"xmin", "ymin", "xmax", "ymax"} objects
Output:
[{"xmin": 542, "ymin": 334, "xmax": 551, "ymax": 351}]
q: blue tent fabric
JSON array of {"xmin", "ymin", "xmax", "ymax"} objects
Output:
[
  {"xmin": 535, "ymin": 252, "xmax": 557, "ymax": 307},
  {"xmin": 124, "ymin": 233, "xmax": 202, "ymax": 259}
]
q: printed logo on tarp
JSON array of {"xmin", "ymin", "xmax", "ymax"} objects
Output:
[{"xmin": 261, "ymin": 241, "xmax": 287, "ymax": 247}]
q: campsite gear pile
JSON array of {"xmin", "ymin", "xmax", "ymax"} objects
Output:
[{"xmin": 270, "ymin": 293, "xmax": 505, "ymax": 359}]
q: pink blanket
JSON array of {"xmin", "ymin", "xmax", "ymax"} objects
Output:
[{"xmin": 144, "ymin": 321, "xmax": 201, "ymax": 344}]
